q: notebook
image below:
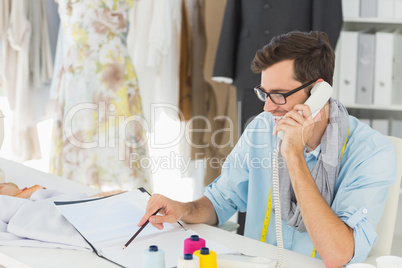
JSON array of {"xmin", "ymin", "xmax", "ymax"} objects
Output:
[{"xmin": 54, "ymin": 188, "xmax": 197, "ymax": 267}]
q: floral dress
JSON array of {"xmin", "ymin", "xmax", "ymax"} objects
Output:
[{"xmin": 50, "ymin": 0, "xmax": 151, "ymax": 191}]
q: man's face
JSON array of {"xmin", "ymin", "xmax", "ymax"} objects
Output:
[{"xmin": 261, "ymin": 60, "xmax": 309, "ymax": 124}]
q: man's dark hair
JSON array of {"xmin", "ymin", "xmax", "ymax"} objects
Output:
[{"xmin": 251, "ymin": 31, "xmax": 335, "ymax": 86}]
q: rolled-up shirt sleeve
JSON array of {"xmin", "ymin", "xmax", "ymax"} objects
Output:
[
  {"xmin": 204, "ymin": 145, "xmax": 250, "ymax": 226},
  {"xmin": 332, "ymin": 135, "xmax": 397, "ymax": 263},
  {"xmin": 203, "ymin": 115, "xmax": 272, "ymax": 226}
]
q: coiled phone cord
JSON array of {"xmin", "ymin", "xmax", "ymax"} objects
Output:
[{"xmin": 272, "ymin": 139, "xmax": 286, "ymax": 268}]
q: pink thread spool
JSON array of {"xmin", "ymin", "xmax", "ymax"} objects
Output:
[{"xmin": 184, "ymin": 235, "xmax": 206, "ymax": 254}]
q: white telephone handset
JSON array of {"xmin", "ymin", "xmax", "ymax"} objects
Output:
[
  {"xmin": 277, "ymin": 81, "xmax": 333, "ymax": 140},
  {"xmin": 272, "ymin": 81, "xmax": 333, "ymax": 268}
]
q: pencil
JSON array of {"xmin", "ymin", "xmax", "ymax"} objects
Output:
[{"xmin": 122, "ymin": 208, "xmax": 162, "ymax": 249}]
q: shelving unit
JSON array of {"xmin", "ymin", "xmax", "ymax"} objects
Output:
[
  {"xmin": 339, "ymin": 2, "xmax": 402, "ymax": 257},
  {"xmin": 344, "ymin": 17, "xmax": 402, "ymax": 24},
  {"xmin": 338, "ymin": 9, "xmax": 402, "ymax": 246},
  {"xmin": 345, "ymin": 104, "xmax": 402, "ymax": 112},
  {"xmin": 334, "ymin": 16, "xmax": 402, "ymax": 139}
]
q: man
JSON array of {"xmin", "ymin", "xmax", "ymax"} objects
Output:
[{"xmin": 139, "ymin": 31, "xmax": 397, "ymax": 267}]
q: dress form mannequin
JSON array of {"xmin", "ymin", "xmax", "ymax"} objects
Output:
[{"xmin": 51, "ymin": 0, "xmax": 151, "ymax": 191}]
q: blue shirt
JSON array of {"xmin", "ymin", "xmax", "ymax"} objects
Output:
[{"xmin": 204, "ymin": 111, "xmax": 397, "ymax": 263}]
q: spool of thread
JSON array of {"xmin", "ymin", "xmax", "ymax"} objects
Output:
[
  {"xmin": 142, "ymin": 245, "xmax": 165, "ymax": 268},
  {"xmin": 177, "ymin": 253, "xmax": 200, "ymax": 268},
  {"xmin": 193, "ymin": 247, "xmax": 217, "ymax": 268},
  {"xmin": 184, "ymin": 235, "xmax": 206, "ymax": 254}
]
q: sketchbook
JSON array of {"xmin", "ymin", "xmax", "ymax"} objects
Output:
[{"xmin": 54, "ymin": 188, "xmax": 199, "ymax": 268}]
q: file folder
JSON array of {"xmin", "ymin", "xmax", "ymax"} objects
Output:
[
  {"xmin": 374, "ymin": 31, "xmax": 402, "ymax": 105},
  {"xmin": 356, "ymin": 32, "xmax": 375, "ymax": 105},
  {"xmin": 395, "ymin": 0, "xmax": 402, "ymax": 18},
  {"xmin": 342, "ymin": 0, "xmax": 360, "ymax": 18},
  {"xmin": 378, "ymin": 0, "xmax": 394, "ymax": 18},
  {"xmin": 360, "ymin": 0, "xmax": 378, "ymax": 17},
  {"xmin": 393, "ymin": 34, "xmax": 402, "ymax": 105},
  {"xmin": 374, "ymin": 31, "xmax": 394, "ymax": 105},
  {"xmin": 391, "ymin": 118, "xmax": 402, "ymax": 138},
  {"xmin": 338, "ymin": 31, "xmax": 359, "ymax": 105}
]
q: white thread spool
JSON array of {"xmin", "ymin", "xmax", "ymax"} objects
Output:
[
  {"xmin": 142, "ymin": 245, "xmax": 165, "ymax": 268},
  {"xmin": 178, "ymin": 253, "xmax": 200, "ymax": 268}
]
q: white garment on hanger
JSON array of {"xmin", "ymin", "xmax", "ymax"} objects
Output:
[
  {"xmin": 49, "ymin": 25, "xmax": 67, "ymax": 101},
  {"xmin": 0, "ymin": 0, "xmax": 18, "ymax": 108},
  {"xmin": 8, "ymin": 0, "xmax": 39, "ymax": 161},
  {"xmin": 0, "ymin": 0, "xmax": 55, "ymax": 161},
  {"xmin": 127, "ymin": 0, "xmax": 182, "ymax": 127},
  {"xmin": 7, "ymin": 0, "xmax": 54, "ymax": 161}
]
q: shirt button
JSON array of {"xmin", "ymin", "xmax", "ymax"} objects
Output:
[
  {"xmin": 264, "ymin": 3, "xmax": 270, "ymax": 9},
  {"xmin": 363, "ymin": 209, "xmax": 368, "ymax": 213},
  {"xmin": 264, "ymin": 30, "xmax": 270, "ymax": 35}
]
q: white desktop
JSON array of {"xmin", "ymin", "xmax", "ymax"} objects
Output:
[{"xmin": 0, "ymin": 157, "xmax": 325, "ymax": 268}]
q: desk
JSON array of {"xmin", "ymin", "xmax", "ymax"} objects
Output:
[{"xmin": 0, "ymin": 158, "xmax": 324, "ymax": 268}]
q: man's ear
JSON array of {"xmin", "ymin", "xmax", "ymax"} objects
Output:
[{"xmin": 305, "ymin": 78, "xmax": 325, "ymax": 96}]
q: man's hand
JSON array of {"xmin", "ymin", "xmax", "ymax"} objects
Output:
[
  {"xmin": 138, "ymin": 194, "xmax": 186, "ymax": 230},
  {"xmin": 138, "ymin": 195, "xmax": 218, "ymax": 230},
  {"xmin": 274, "ymin": 103, "xmax": 317, "ymax": 158}
]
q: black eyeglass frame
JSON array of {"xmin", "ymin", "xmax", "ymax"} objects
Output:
[{"xmin": 254, "ymin": 79, "xmax": 317, "ymax": 105}]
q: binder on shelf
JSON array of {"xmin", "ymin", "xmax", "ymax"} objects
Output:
[
  {"xmin": 360, "ymin": 0, "xmax": 378, "ymax": 17},
  {"xmin": 372, "ymin": 119, "xmax": 390, "ymax": 135},
  {"xmin": 377, "ymin": 0, "xmax": 394, "ymax": 18},
  {"xmin": 391, "ymin": 118, "xmax": 402, "ymax": 138},
  {"xmin": 356, "ymin": 31, "xmax": 375, "ymax": 105},
  {"xmin": 342, "ymin": 0, "xmax": 360, "ymax": 18},
  {"xmin": 395, "ymin": 0, "xmax": 402, "ymax": 18},
  {"xmin": 392, "ymin": 33, "xmax": 402, "ymax": 105},
  {"xmin": 338, "ymin": 31, "xmax": 359, "ymax": 105},
  {"xmin": 374, "ymin": 31, "xmax": 395, "ymax": 105}
]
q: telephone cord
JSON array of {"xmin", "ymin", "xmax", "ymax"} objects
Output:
[{"xmin": 272, "ymin": 140, "xmax": 286, "ymax": 268}]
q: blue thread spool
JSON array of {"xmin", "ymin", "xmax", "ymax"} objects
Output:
[{"xmin": 142, "ymin": 245, "xmax": 165, "ymax": 268}]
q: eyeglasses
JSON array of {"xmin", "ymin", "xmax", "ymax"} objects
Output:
[{"xmin": 254, "ymin": 79, "xmax": 316, "ymax": 105}]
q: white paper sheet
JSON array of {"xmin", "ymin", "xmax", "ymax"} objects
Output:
[{"xmin": 55, "ymin": 189, "xmax": 235, "ymax": 267}]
